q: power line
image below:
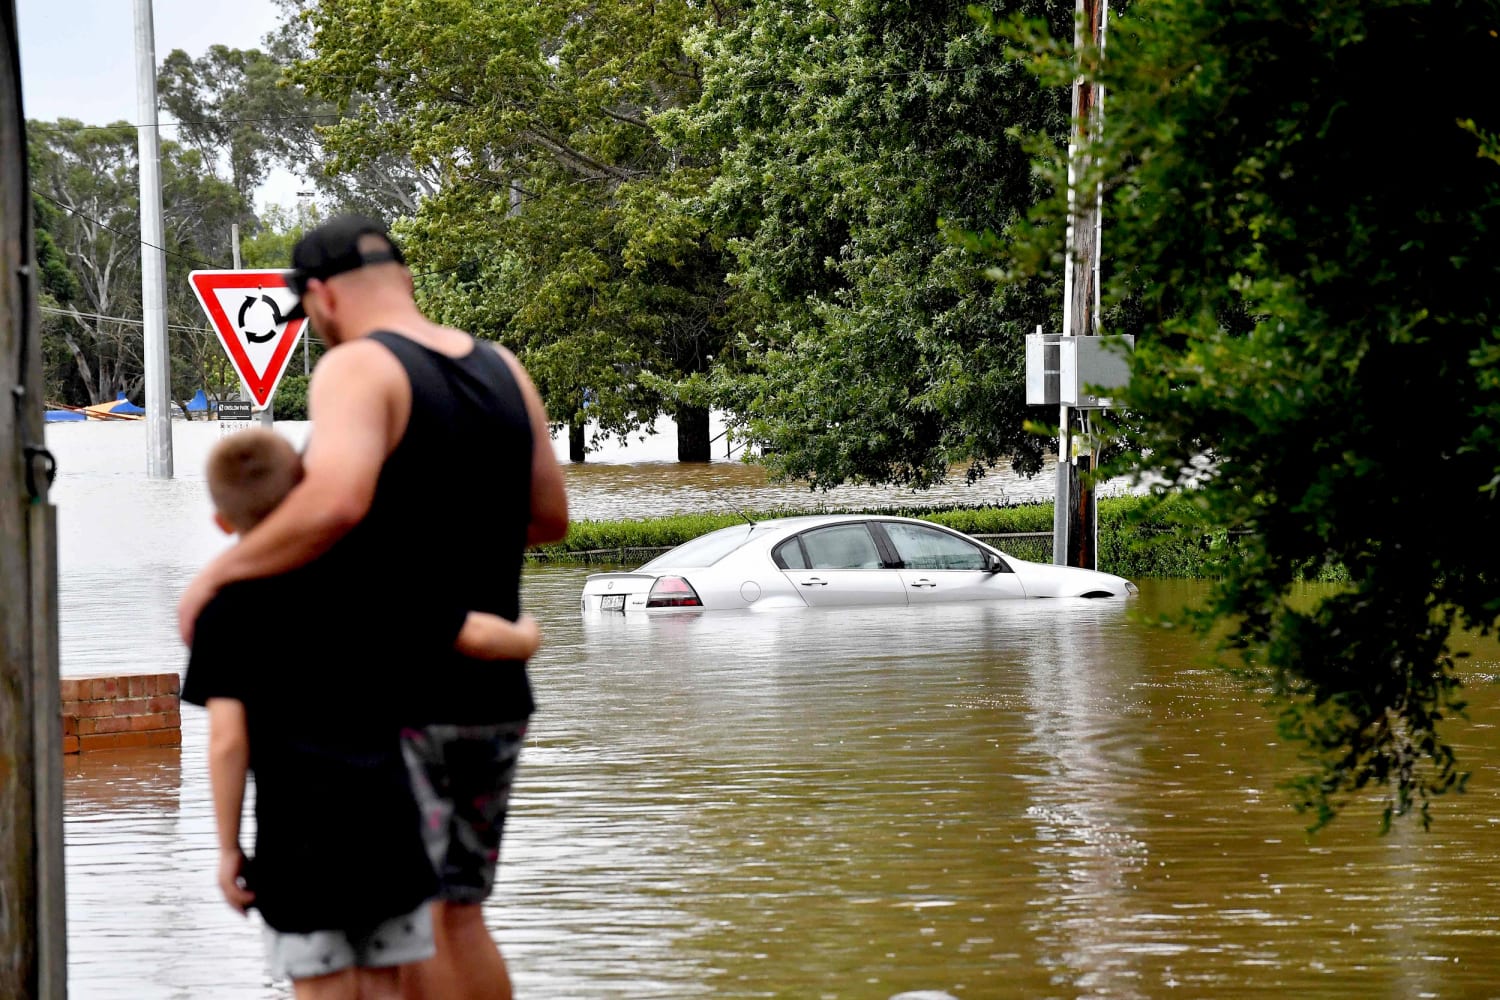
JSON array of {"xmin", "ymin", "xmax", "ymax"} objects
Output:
[
  {"xmin": 39, "ymin": 183, "xmax": 475, "ymax": 278},
  {"xmin": 29, "ymin": 113, "xmax": 345, "ymax": 134},
  {"xmin": 39, "ymin": 304, "xmax": 216, "ymax": 336},
  {"xmin": 32, "ymin": 189, "xmax": 228, "ymax": 270}
]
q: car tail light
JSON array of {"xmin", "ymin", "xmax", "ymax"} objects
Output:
[{"xmin": 646, "ymin": 576, "xmax": 702, "ymax": 608}]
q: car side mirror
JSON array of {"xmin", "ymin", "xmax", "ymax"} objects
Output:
[{"xmin": 984, "ymin": 553, "xmax": 1006, "ymax": 574}]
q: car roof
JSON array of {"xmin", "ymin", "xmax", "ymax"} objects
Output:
[{"xmin": 740, "ymin": 513, "xmax": 938, "ymax": 533}]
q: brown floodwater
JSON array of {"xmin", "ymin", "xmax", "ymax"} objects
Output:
[{"xmin": 47, "ymin": 421, "xmax": 1500, "ymax": 999}]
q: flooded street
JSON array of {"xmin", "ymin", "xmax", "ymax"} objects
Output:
[{"xmin": 49, "ymin": 421, "xmax": 1500, "ymax": 998}]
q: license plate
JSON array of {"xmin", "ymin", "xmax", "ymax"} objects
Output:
[{"xmin": 601, "ymin": 594, "xmax": 625, "ymax": 611}]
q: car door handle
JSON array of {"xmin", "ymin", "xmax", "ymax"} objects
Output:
[
  {"xmin": 800, "ymin": 577, "xmax": 829, "ymax": 587},
  {"xmin": 910, "ymin": 579, "xmax": 938, "ymax": 588}
]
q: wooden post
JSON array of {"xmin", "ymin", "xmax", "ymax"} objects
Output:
[
  {"xmin": 1056, "ymin": 0, "xmax": 1107, "ymax": 569},
  {"xmin": 2, "ymin": 2, "xmax": 66, "ymax": 996}
]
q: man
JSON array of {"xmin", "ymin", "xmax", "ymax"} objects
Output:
[{"xmin": 178, "ymin": 215, "xmax": 569, "ymax": 1000}]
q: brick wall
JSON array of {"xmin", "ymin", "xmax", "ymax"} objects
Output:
[{"xmin": 60, "ymin": 673, "xmax": 182, "ymax": 754}]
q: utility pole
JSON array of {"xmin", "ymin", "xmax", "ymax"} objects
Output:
[
  {"xmin": 3, "ymin": 3, "xmax": 67, "ymax": 996},
  {"xmin": 134, "ymin": 0, "xmax": 172, "ymax": 477},
  {"xmin": 1054, "ymin": 0, "xmax": 1108, "ymax": 569}
]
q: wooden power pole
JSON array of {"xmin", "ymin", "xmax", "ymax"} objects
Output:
[
  {"xmin": 2, "ymin": 2, "xmax": 67, "ymax": 996},
  {"xmin": 1054, "ymin": 0, "xmax": 1108, "ymax": 569}
]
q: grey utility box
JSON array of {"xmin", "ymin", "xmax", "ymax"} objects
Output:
[{"xmin": 1026, "ymin": 332, "xmax": 1134, "ymax": 409}]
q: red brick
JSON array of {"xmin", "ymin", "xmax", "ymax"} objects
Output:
[
  {"xmin": 60, "ymin": 699, "xmax": 80, "ymax": 717},
  {"xmin": 93, "ymin": 717, "xmax": 132, "ymax": 735},
  {"xmin": 78, "ymin": 716, "xmax": 132, "ymax": 736},
  {"xmin": 164, "ymin": 673, "xmax": 181, "ymax": 696},
  {"xmin": 111, "ymin": 697, "xmax": 153, "ymax": 717},
  {"xmin": 59, "ymin": 679, "xmax": 82, "ymax": 701},
  {"xmin": 128, "ymin": 712, "xmax": 180, "ymax": 732},
  {"xmin": 148, "ymin": 695, "xmax": 180, "ymax": 713},
  {"xmin": 61, "ymin": 715, "xmax": 77, "ymax": 737},
  {"xmin": 146, "ymin": 729, "xmax": 182, "ymax": 747},
  {"xmin": 87, "ymin": 678, "xmax": 118, "ymax": 700},
  {"xmin": 62, "ymin": 735, "xmax": 80, "ymax": 754},
  {"xmin": 78, "ymin": 731, "xmax": 153, "ymax": 752}
]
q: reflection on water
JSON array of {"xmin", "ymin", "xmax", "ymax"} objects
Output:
[{"xmin": 44, "ymin": 421, "xmax": 1500, "ymax": 998}]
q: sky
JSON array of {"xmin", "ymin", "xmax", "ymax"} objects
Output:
[{"xmin": 16, "ymin": 0, "xmax": 304, "ymax": 211}]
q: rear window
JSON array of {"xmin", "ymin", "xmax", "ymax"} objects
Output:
[{"xmin": 639, "ymin": 524, "xmax": 759, "ymax": 570}]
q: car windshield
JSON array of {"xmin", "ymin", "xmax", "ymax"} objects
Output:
[{"xmin": 639, "ymin": 524, "xmax": 760, "ymax": 570}]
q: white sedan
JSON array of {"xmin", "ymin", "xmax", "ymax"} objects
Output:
[{"xmin": 580, "ymin": 514, "xmax": 1138, "ymax": 613}]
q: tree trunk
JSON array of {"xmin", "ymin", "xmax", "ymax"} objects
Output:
[
  {"xmin": 569, "ymin": 420, "xmax": 586, "ymax": 463},
  {"xmin": 676, "ymin": 405, "xmax": 711, "ymax": 463}
]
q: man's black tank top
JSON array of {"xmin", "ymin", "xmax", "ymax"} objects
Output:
[{"xmin": 323, "ymin": 330, "xmax": 536, "ymax": 726}]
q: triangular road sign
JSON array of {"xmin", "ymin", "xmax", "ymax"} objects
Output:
[{"xmin": 188, "ymin": 270, "xmax": 308, "ymax": 409}]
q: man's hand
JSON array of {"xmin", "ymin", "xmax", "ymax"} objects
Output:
[{"xmin": 218, "ymin": 847, "xmax": 255, "ymax": 915}]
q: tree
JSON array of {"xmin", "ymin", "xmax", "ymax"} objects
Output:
[
  {"xmin": 665, "ymin": 0, "xmax": 1069, "ymax": 489},
  {"xmin": 288, "ymin": 0, "xmax": 741, "ymax": 460},
  {"xmin": 159, "ymin": 5, "xmax": 440, "ymax": 221},
  {"xmin": 28, "ymin": 120, "xmax": 245, "ymax": 408},
  {"xmin": 998, "ymin": 0, "xmax": 1500, "ymax": 828},
  {"xmin": 158, "ymin": 44, "xmax": 288, "ymax": 207}
]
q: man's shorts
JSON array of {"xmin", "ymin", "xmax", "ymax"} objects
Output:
[
  {"xmin": 262, "ymin": 901, "xmax": 434, "ymax": 982},
  {"xmin": 400, "ymin": 721, "xmax": 528, "ymax": 905}
]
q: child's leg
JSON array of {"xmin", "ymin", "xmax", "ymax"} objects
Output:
[
  {"xmin": 354, "ymin": 967, "xmax": 402, "ymax": 1000},
  {"xmin": 291, "ymin": 969, "xmax": 358, "ymax": 1000}
]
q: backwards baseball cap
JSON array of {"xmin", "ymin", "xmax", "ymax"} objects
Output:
[{"xmin": 282, "ymin": 214, "xmax": 407, "ymax": 320}]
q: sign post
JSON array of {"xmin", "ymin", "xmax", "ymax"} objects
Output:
[{"xmin": 188, "ymin": 270, "xmax": 307, "ymax": 422}]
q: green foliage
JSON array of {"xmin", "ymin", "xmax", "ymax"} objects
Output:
[
  {"xmin": 158, "ymin": 44, "xmax": 292, "ymax": 205},
  {"xmin": 997, "ymin": 0, "xmax": 1500, "ymax": 829},
  {"xmin": 27, "ymin": 120, "xmax": 246, "ymax": 407},
  {"xmin": 289, "ymin": 0, "xmax": 742, "ymax": 455},
  {"xmin": 667, "ymin": 0, "xmax": 1070, "ymax": 489},
  {"xmin": 272, "ymin": 374, "xmax": 310, "ymax": 420}
]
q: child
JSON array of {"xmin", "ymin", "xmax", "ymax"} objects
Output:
[{"xmin": 181, "ymin": 429, "xmax": 540, "ymax": 1000}]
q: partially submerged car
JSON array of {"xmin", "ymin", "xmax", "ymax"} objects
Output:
[{"xmin": 580, "ymin": 514, "xmax": 1138, "ymax": 613}]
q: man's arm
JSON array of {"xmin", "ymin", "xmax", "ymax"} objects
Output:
[
  {"xmin": 496, "ymin": 346, "xmax": 569, "ymax": 545},
  {"xmin": 177, "ymin": 341, "xmax": 408, "ymax": 643},
  {"xmin": 207, "ymin": 698, "xmax": 255, "ymax": 915}
]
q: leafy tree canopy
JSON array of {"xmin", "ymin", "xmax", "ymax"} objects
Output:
[
  {"xmin": 668, "ymin": 0, "xmax": 1070, "ymax": 489},
  {"xmin": 288, "ymin": 0, "xmax": 742, "ymax": 455},
  {"xmin": 998, "ymin": 0, "xmax": 1500, "ymax": 829}
]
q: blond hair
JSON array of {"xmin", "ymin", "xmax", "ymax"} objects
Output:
[{"xmin": 206, "ymin": 429, "xmax": 303, "ymax": 532}]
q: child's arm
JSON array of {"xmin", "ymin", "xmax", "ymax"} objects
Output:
[
  {"xmin": 207, "ymin": 698, "xmax": 256, "ymax": 915},
  {"xmin": 454, "ymin": 612, "xmax": 541, "ymax": 661}
]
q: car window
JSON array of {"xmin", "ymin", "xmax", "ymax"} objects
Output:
[
  {"xmin": 882, "ymin": 522, "xmax": 987, "ymax": 571},
  {"xmin": 798, "ymin": 524, "xmax": 885, "ymax": 570},
  {"xmin": 773, "ymin": 538, "xmax": 809, "ymax": 569},
  {"xmin": 639, "ymin": 524, "xmax": 758, "ymax": 570}
]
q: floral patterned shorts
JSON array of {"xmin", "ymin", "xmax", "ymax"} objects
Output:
[{"xmin": 399, "ymin": 721, "xmax": 528, "ymax": 905}]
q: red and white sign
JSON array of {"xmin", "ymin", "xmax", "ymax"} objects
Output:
[{"xmin": 188, "ymin": 270, "xmax": 308, "ymax": 409}]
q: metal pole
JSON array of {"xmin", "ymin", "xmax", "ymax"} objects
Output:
[
  {"xmin": 230, "ymin": 223, "xmax": 274, "ymax": 426},
  {"xmin": 134, "ymin": 0, "xmax": 172, "ymax": 477},
  {"xmin": 1055, "ymin": 0, "xmax": 1107, "ymax": 569}
]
